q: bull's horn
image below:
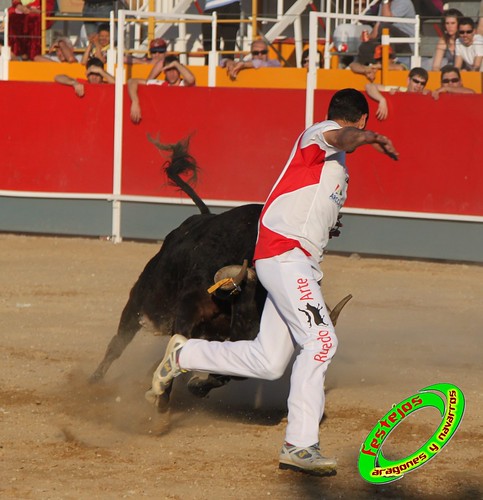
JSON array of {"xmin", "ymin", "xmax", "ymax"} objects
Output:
[
  {"xmin": 209, "ymin": 260, "xmax": 256, "ymax": 294},
  {"xmin": 328, "ymin": 294, "xmax": 352, "ymax": 326}
]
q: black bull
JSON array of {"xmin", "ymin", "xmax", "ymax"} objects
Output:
[{"xmin": 90, "ymin": 138, "xmax": 350, "ymax": 401}]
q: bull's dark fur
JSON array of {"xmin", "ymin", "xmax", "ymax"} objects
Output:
[{"xmin": 90, "ymin": 138, "xmax": 266, "ymax": 397}]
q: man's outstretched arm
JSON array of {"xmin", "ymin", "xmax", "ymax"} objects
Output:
[{"xmin": 324, "ymin": 128, "xmax": 399, "ymax": 160}]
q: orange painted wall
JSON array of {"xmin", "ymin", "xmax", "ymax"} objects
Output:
[{"xmin": 8, "ymin": 61, "xmax": 482, "ymax": 92}]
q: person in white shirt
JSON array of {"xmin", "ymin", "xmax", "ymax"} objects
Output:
[{"xmin": 455, "ymin": 17, "xmax": 483, "ymax": 71}]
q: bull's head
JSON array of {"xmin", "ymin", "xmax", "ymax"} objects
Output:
[{"xmin": 208, "ymin": 260, "xmax": 256, "ymax": 298}]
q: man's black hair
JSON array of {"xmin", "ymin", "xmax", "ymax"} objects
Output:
[
  {"xmin": 86, "ymin": 57, "xmax": 104, "ymax": 70},
  {"xmin": 327, "ymin": 88, "xmax": 369, "ymax": 123},
  {"xmin": 408, "ymin": 67, "xmax": 428, "ymax": 82},
  {"xmin": 458, "ymin": 17, "xmax": 475, "ymax": 29},
  {"xmin": 97, "ymin": 23, "xmax": 110, "ymax": 33},
  {"xmin": 164, "ymin": 55, "xmax": 179, "ymax": 65},
  {"xmin": 441, "ymin": 64, "xmax": 461, "ymax": 81}
]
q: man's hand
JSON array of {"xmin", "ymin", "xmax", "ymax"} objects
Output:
[
  {"xmin": 329, "ymin": 215, "xmax": 343, "ymax": 239},
  {"xmin": 73, "ymin": 82, "xmax": 85, "ymax": 97},
  {"xmin": 365, "ymin": 66, "xmax": 377, "ymax": 82},
  {"xmin": 366, "ymin": 131, "xmax": 399, "ymax": 160},
  {"xmin": 130, "ymin": 102, "xmax": 142, "ymax": 123},
  {"xmin": 375, "ymin": 97, "xmax": 388, "ymax": 121}
]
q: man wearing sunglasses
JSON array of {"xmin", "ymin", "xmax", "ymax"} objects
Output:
[
  {"xmin": 127, "ymin": 55, "xmax": 196, "ymax": 123},
  {"xmin": 432, "ymin": 65, "xmax": 476, "ymax": 99},
  {"xmin": 365, "ymin": 67, "xmax": 429, "ymax": 120},
  {"xmin": 455, "ymin": 17, "xmax": 483, "ymax": 71},
  {"xmin": 225, "ymin": 40, "xmax": 280, "ymax": 81}
]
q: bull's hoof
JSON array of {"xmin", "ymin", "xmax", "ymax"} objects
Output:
[
  {"xmin": 187, "ymin": 374, "xmax": 231, "ymax": 398},
  {"xmin": 88, "ymin": 371, "xmax": 103, "ymax": 384},
  {"xmin": 155, "ymin": 392, "xmax": 170, "ymax": 413},
  {"xmin": 145, "ymin": 388, "xmax": 170, "ymax": 413}
]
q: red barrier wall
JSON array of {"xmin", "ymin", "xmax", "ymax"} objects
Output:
[{"xmin": 1, "ymin": 81, "xmax": 482, "ymax": 217}]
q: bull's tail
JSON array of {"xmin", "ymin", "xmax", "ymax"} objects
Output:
[{"xmin": 148, "ymin": 134, "xmax": 210, "ymax": 215}]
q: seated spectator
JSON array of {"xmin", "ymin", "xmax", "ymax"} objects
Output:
[
  {"xmin": 54, "ymin": 57, "xmax": 114, "ymax": 97},
  {"xmin": 455, "ymin": 17, "xmax": 483, "ymax": 71},
  {"xmin": 8, "ymin": 0, "xmax": 54, "ymax": 60},
  {"xmin": 81, "ymin": 23, "xmax": 110, "ymax": 66},
  {"xmin": 82, "ymin": 0, "xmax": 114, "ymax": 39},
  {"xmin": 129, "ymin": 38, "xmax": 168, "ymax": 65},
  {"xmin": 301, "ymin": 48, "xmax": 322, "ymax": 68},
  {"xmin": 432, "ymin": 9, "xmax": 464, "ymax": 71},
  {"xmin": 224, "ymin": 40, "xmax": 281, "ymax": 81},
  {"xmin": 365, "ymin": 67, "xmax": 429, "ymax": 120},
  {"xmin": 34, "ymin": 37, "xmax": 81, "ymax": 63},
  {"xmin": 127, "ymin": 55, "xmax": 196, "ymax": 123},
  {"xmin": 432, "ymin": 65, "xmax": 476, "ymax": 98},
  {"xmin": 357, "ymin": 0, "xmax": 415, "ymax": 66},
  {"xmin": 349, "ymin": 44, "xmax": 407, "ymax": 81}
]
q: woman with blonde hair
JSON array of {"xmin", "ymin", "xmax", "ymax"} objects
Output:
[{"xmin": 432, "ymin": 8, "xmax": 463, "ymax": 70}]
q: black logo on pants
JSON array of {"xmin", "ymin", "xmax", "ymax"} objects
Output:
[{"xmin": 298, "ymin": 303, "xmax": 328, "ymax": 328}]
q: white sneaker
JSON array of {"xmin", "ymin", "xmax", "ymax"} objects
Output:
[
  {"xmin": 145, "ymin": 334, "xmax": 188, "ymax": 403},
  {"xmin": 279, "ymin": 442, "xmax": 337, "ymax": 476}
]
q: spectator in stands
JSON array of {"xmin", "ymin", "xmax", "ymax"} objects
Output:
[
  {"xmin": 432, "ymin": 65, "xmax": 476, "ymax": 98},
  {"xmin": 202, "ymin": 0, "xmax": 241, "ymax": 64},
  {"xmin": 127, "ymin": 54, "xmax": 196, "ymax": 123},
  {"xmin": 358, "ymin": 0, "xmax": 415, "ymax": 63},
  {"xmin": 81, "ymin": 23, "xmax": 110, "ymax": 66},
  {"xmin": 431, "ymin": 9, "xmax": 464, "ymax": 71},
  {"xmin": 301, "ymin": 48, "xmax": 322, "ymax": 68},
  {"xmin": 224, "ymin": 40, "xmax": 281, "ymax": 81},
  {"xmin": 455, "ymin": 17, "xmax": 483, "ymax": 71},
  {"xmin": 365, "ymin": 67, "xmax": 429, "ymax": 120},
  {"xmin": 7, "ymin": 0, "xmax": 54, "ymax": 60},
  {"xmin": 34, "ymin": 37, "xmax": 81, "ymax": 63},
  {"xmin": 82, "ymin": 0, "xmax": 114, "ymax": 38},
  {"xmin": 129, "ymin": 38, "xmax": 168, "ymax": 65},
  {"xmin": 349, "ymin": 44, "xmax": 407, "ymax": 81},
  {"xmin": 54, "ymin": 57, "xmax": 114, "ymax": 97}
]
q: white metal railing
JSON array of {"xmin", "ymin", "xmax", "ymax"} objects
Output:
[
  {"xmin": 112, "ymin": 9, "xmax": 216, "ymax": 242},
  {"xmin": 305, "ymin": 10, "xmax": 420, "ymax": 127},
  {"xmin": 322, "ymin": 12, "xmax": 420, "ymax": 69},
  {"xmin": 0, "ymin": 9, "xmax": 10, "ymax": 80}
]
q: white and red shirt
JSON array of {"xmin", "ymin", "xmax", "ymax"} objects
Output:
[
  {"xmin": 254, "ymin": 120, "xmax": 348, "ymax": 266},
  {"xmin": 146, "ymin": 79, "xmax": 186, "ymax": 87}
]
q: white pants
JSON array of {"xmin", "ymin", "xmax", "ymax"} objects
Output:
[{"xmin": 179, "ymin": 247, "xmax": 338, "ymax": 447}]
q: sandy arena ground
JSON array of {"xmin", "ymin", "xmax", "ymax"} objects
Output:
[{"xmin": 1, "ymin": 233, "xmax": 482, "ymax": 499}]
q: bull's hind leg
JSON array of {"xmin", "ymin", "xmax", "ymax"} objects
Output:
[{"xmin": 89, "ymin": 303, "xmax": 142, "ymax": 383}]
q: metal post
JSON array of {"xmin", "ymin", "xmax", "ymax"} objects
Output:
[
  {"xmin": 294, "ymin": 13, "xmax": 303, "ymax": 68},
  {"xmin": 381, "ymin": 27, "xmax": 389, "ymax": 85},
  {"xmin": 208, "ymin": 12, "xmax": 217, "ymax": 87},
  {"xmin": 111, "ymin": 10, "xmax": 126, "ymax": 243},
  {"xmin": 306, "ymin": 11, "xmax": 318, "ymax": 128},
  {"xmin": 0, "ymin": 10, "xmax": 10, "ymax": 81},
  {"xmin": 412, "ymin": 15, "xmax": 421, "ymax": 68},
  {"xmin": 41, "ymin": 0, "xmax": 46, "ymax": 55},
  {"xmin": 107, "ymin": 11, "xmax": 116, "ymax": 76},
  {"xmin": 251, "ymin": 0, "xmax": 257, "ymax": 39}
]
